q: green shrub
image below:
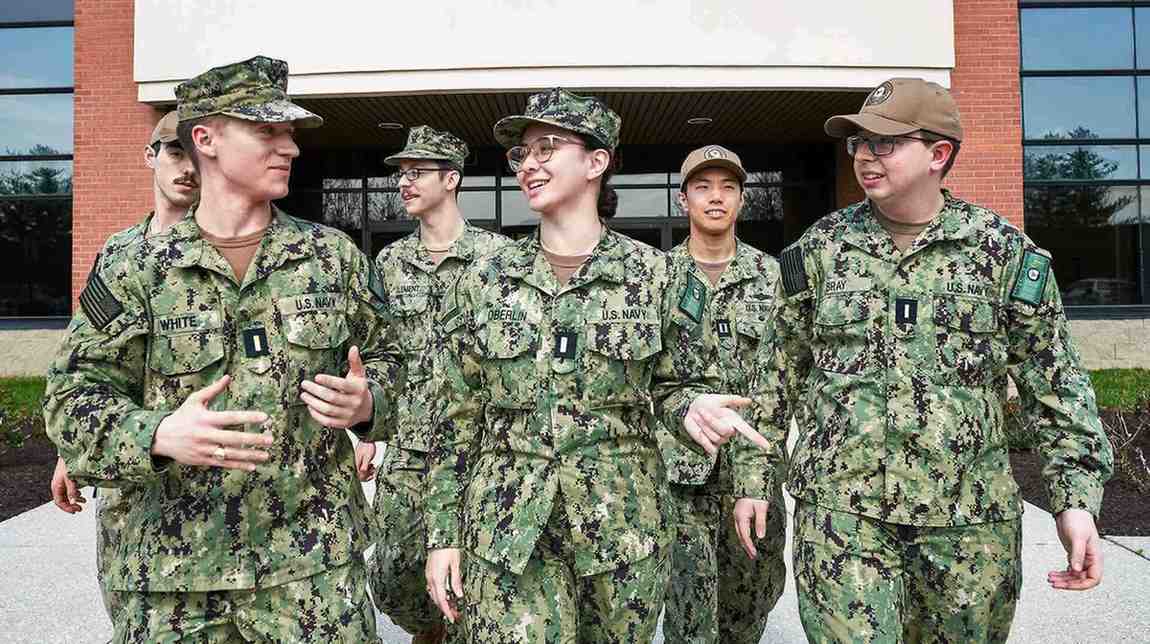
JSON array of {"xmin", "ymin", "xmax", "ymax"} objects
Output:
[
  {"xmin": 1090, "ymin": 369, "xmax": 1150, "ymax": 411},
  {"xmin": 0, "ymin": 377, "xmax": 46, "ymax": 454}
]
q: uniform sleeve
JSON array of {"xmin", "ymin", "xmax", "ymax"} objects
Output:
[
  {"xmin": 346, "ymin": 248, "xmax": 405, "ymax": 442},
  {"xmin": 424, "ymin": 272, "xmax": 486, "ymax": 550},
  {"xmin": 731, "ymin": 241, "xmax": 817, "ymax": 500},
  {"xmin": 42, "ymin": 260, "xmax": 170, "ymax": 487},
  {"xmin": 1004, "ymin": 244, "xmax": 1113, "ymax": 517},
  {"xmin": 652, "ymin": 255, "xmax": 721, "ymax": 452}
]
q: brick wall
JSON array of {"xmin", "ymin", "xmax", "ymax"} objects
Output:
[
  {"xmin": 73, "ymin": 0, "xmax": 158, "ymax": 304},
  {"xmin": 945, "ymin": 0, "xmax": 1024, "ymax": 228}
]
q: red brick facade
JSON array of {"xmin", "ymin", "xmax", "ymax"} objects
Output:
[
  {"xmin": 72, "ymin": 0, "xmax": 159, "ymax": 304},
  {"xmin": 71, "ymin": 0, "xmax": 1024, "ymax": 302}
]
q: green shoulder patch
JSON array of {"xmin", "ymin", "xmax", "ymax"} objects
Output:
[
  {"xmin": 79, "ymin": 272, "xmax": 124, "ymax": 331},
  {"xmin": 1010, "ymin": 250, "xmax": 1051, "ymax": 307},
  {"xmin": 779, "ymin": 243, "xmax": 808, "ymax": 297},
  {"xmin": 678, "ymin": 272, "xmax": 706, "ymax": 323}
]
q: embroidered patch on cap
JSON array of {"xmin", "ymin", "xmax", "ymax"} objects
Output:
[{"xmin": 865, "ymin": 81, "xmax": 894, "ymax": 106}]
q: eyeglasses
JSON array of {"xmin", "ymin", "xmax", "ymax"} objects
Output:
[
  {"xmin": 395, "ymin": 167, "xmax": 449, "ymax": 182},
  {"xmin": 506, "ymin": 135, "xmax": 586, "ymax": 172},
  {"xmin": 845, "ymin": 135, "xmax": 935, "ymax": 158}
]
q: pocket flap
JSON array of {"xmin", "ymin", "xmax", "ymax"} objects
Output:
[
  {"xmin": 935, "ymin": 295, "xmax": 997, "ymax": 333},
  {"xmin": 586, "ymin": 322, "xmax": 663, "ymax": 361}
]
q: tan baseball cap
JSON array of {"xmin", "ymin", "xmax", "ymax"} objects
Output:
[
  {"xmin": 679, "ymin": 144, "xmax": 747, "ymax": 190},
  {"xmin": 825, "ymin": 78, "xmax": 963, "ymax": 141},
  {"xmin": 149, "ymin": 111, "xmax": 179, "ymax": 146}
]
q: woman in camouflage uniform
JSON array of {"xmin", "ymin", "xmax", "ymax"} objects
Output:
[{"xmin": 423, "ymin": 89, "xmax": 764, "ymax": 642}]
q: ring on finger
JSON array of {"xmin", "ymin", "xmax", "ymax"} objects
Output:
[{"xmin": 213, "ymin": 445, "xmax": 227, "ymax": 462}]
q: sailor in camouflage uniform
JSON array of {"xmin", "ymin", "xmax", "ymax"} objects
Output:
[
  {"xmin": 739, "ymin": 78, "xmax": 1114, "ymax": 643},
  {"xmin": 658, "ymin": 145, "xmax": 786, "ymax": 644},
  {"xmin": 43, "ymin": 56, "xmax": 404, "ymax": 642},
  {"xmin": 49, "ymin": 109, "xmax": 199, "ymax": 624},
  {"xmin": 422, "ymin": 89, "xmax": 767, "ymax": 642},
  {"xmin": 353, "ymin": 125, "xmax": 509, "ymax": 644}
]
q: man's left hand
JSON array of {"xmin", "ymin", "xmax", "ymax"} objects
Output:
[{"xmin": 300, "ymin": 346, "xmax": 374, "ymax": 429}]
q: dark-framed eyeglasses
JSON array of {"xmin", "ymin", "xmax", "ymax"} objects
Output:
[
  {"xmin": 845, "ymin": 134, "xmax": 935, "ymax": 158},
  {"xmin": 395, "ymin": 167, "xmax": 450, "ymax": 182},
  {"xmin": 506, "ymin": 135, "xmax": 586, "ymax": 172}
]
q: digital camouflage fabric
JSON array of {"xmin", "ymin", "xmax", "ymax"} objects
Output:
[
  {"xmin": 44, "ymin": 206, "xmax": 404, "ymax": 595},
  {"xmin": 425, "ymin": 229, "xmax": 718, "ymax": 639},
  {"xmin": 368, "ymin": 223, "xmax": 509, "ymax": 635},
  {"xmin": 741, "ymin": 190, "xmax": 1112, "ymax": 527},
  {"xmin": 175, "ymin": 55, "xmax": 322, "ymax": 128},
  {"xmin": 384, "ymin": 125, "xmax": 470, "ymax": 168},
  {"xmin": 659, "ymin": 240, "xmax": 786, "ymax": 644},
  {"xmin": 493, "ymin": 87, "xmax": 621, "ymax": 149}
]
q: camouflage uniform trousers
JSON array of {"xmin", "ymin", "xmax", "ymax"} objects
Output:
[
  {"xmin": 793, "ymin": 501, "xmax": 1022, "ymax": 644},
  {"xmin": 663, "ymin": 479, "xmax": 787, "ymax": 644},
  {"xmin": 94, "ymin": 489, "xmax": 125, "ymax": 625},
  {"xmin": 109, "ymin": 559, "xmax": 378, "ymax": 643},
  {"xmin": 462, "ymin": 497, "xmax": 669, "ymax": 643},
  {"xmin": 368, "ymin": 447, "xmax": 449, "ymax": 636}
]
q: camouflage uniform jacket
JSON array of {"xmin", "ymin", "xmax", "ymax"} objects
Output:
[
  {"xmin": 44, "ymin": 206, "xmax": 404, "ymax": 592},
  {"xmin": 375, "ymin": 224, "xmax": 510, "ymax": 452},
  {"xmin": 656, "ymin": 239, "xmax": 780, "ymax": 493},
  {"xmin": 743, "ymin": 192, "xmax": 1113, "ymax": 526},
  {"xmin": 425, "ymin": 229, "xmax": 717, "ymax": 576}
]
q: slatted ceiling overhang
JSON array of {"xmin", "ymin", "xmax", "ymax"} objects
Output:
[{"xmin": 292, "ymin": 89, "xmax": 869, "ymax": 149}]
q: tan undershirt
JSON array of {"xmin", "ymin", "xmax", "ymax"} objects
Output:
[
  {"xmin": 543, "ymin": 248, "xmax": 592, "ymax": 286},
  {"xmin": 428, "ymin": 250, "xmax": 450, "ymax": 266},
  {"xmin": 200, "ymin": 226, "xmax": 267, "ymax": 284},
  {"xmin": 874, "ymin": 208, "xmax": 932, "ymax": 251},
  {"xmin": 693, "ymin": 258, "xmax": 731, "ymax": 287}
]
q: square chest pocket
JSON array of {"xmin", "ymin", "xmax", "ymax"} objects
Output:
[
  {"xmin": 149, "ymin": 313, "xmax": 225, "ymax": 376},
  {"xmin": 391, "ymin": 293, "xmax": 431, "ymax": 353},
  {"xmin": 933, "ymin": 295, "xmax": 1002, "ymax": 386},
  {"xmin": 584, "ymin": 321, "xmax": 662, "ymax": 407},
  {"xmin": 479, "ymin": 321, "xmax": 539, "ymax": 409},
  {"xmin": 813, "ymin": 292, "xmax": 878, "ymax": 376},
  {"xmin": 278, "ymin": 293, "xmax": 351, "ymax": 350}
]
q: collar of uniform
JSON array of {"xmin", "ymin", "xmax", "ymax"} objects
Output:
[
  {"xmin": 911, "ymin": 190, "xmax": 980, "ymax": 246},
  {"xmin": 406, "ymin": 223, "xmax": 481, "ymax": 273},
  {"xmin": 502, "ymin": 226, "xmax": 626, "ymax": 284},
  {"xmin": 671, "ymin": 237, "xmax": 758, "ymax": 289},
  {"xmin": 168, "ymin": 205, "xmax": 312, "ymax": 275}
]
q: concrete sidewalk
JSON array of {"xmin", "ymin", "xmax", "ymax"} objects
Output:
[{"xmin": 1, "ymin": 486, "xmax": 1146, "ymax": 643}]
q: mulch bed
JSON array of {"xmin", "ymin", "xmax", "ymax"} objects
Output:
[
  {"xmin": 1010, "ymin": 408, "xmax": 1150, "ymax": 536},
  {"xmin": 0, "ymin": 419, "xmax": 59, "ymax": 522}
]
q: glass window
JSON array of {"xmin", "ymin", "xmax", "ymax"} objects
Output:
[
  {"xmin": 1025, "ymin": 185, "xmax": 1142, "ymax": 305},
  {"xmin": 321, "ymin": 191, "xmax": 363, "ymax": 232},
  {"xmin": 0, "ymin": 160, "xmax": 71, "ymax": 195},
  {"xmin": 1137, "ymin": 77, "xmax": 1150, "ymax": 138},
  {"xmin": 1137, "ymin": 8, "xmax": 1150, "ymax": 69},
  {"xmin": 1021, "ymin": 8, "xmax": 1133, "ymax": 71},
  {"xmin": 0, "ymin": 0, "xmax": 74, "ymax": 23},
  {"xmin": 616, "ymin": 187, "xmax": 668, "ymax": 217},
  {"xmin": 613, "ymin": 173, "xmax": 669, "ymax": 186},
  {"xmin": 0, "ymin": 196, "xmax": 71, "ymax": 316},
  {"xmin": 1023, "ymin": 77, "xmax": 1135, "ymax": 140},
  {"xmin": 323, "ymin": 178, "xmax": 362, "ymax": 189},
  {"xmin": 1023, "ymin": 145, "xmax": 1137, "ymax": 182},
  {"xmin": 0, "ymin": 27, "xmax": 73, "ymax": 88},
  {"xmin": 0, "ymin": 94, "xmax": 74, "ymax": 155},
  {"xmin": 458, "ymin": 190, "xmax": 495, "ymax": 221},
  {"xmin": 500, "ymin": 190, "xmax": 537, "ymax": 227},
  {"xmin": 368, "ymin": 191, "xmax": 408, "ymax": 223}
]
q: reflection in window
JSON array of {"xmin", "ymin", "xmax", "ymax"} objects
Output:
[
  {"xmin": 0, "ymin": 160, "xmax": 72, "ymax": 196},
  {"xmin": 368, "ymin": 190, "xmax": 408, "ymax": 222},
  {"xmin": 0, "ymin": 196, "xmax": 71, "ymax": 315},
  {"xmin": 321, "ymin": 191, "xmax": 363, "ymax": 230},
  {"xmin": 0, "ymin": 94, "xmax": 74, "ymax": 154},
  {"xmin": 0, "ymin": 28, "xmax": 74, "ymax": 88},
  {"xmin": 458, "ymin": 191, "xmax": 495, "ymax": 221},
  {"xmin": 1023, "ymin": 145, "xmax": 1137, "ymax": 182},
  {"xmin": 1021, "ymin": 8, "xmax": 1132, "ymax": 71},
  {"xmin": 616, "ymin": 187, "xmax": 667, "ymax": 217},
  {"xmin": 741, "ymin": 185, "xmax": 785, "ymax": 221},
  {"xmin": 500, "ymin": 190, "xmax": 537, "ymax": 227},
  {"xmin": 1022, "ymin": 77, "xmax": 1135, "ymax": 139},
  {"xmin": 1025, "ymin": 186, "xmax": 1142, "ymax": 305},
  {"xmin": 1137, "ymin": 8, "xmax": 1150, "ymax": 69},
  {"xmin": 0, "ymin": 0, "xmax": 74, "ymax": 23}
]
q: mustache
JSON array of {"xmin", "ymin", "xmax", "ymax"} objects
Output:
[{"xmin": 173, "ymin": 175, "xmax": 198, "ymax": 188}]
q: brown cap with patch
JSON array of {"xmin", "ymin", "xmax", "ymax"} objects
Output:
[
  {"xmin": 149, "ymin": 111, "xmax": 179, "ymax": 146},
  {"xmin": 679, "ymin": 144, "xmax": 747, "ymax": 190},
  {"xmin": 824, "ymin": 78, "xmax": 963, "ymax": 141}
]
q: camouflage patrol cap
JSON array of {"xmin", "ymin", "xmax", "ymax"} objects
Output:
[
  {"xmin": 148, "ymin": 111, "xmax": 180, "ymax": 146},
  {"xmin": 493, "ymin": 88, "xmax": 621, "ymax": 149},
  {"xmin": 679, "ymin": 144, "xmax": 747, "ymax": 190},
  {"xmin": 175, "ymin": 55, "xmax": 323, "ymax": 128},
  {"xmin": 825, "ymin": 77, "xmax": 963, "ymax": 141},
  {"xmin": 384, "ymin": 126, "xmax": 469, "ymax": 168}
]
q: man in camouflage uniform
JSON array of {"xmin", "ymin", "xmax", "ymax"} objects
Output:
[
  {"xmin": 43, "ymin": 56, "xmax": 404, "ymax": 642},
  {"xmin": 658, "ymin": 145, "xmax": 786, "ymax": 644},
  {"xmin": 353, "ymin": 125, "xmax": 508, "ymax": 643},
  {"xmin": 740, "ymin": 77, "xmax": 1114, "ymax": 643},
  {"xmin": 422, "ymin": 89, "xmax": 766, "ymax": 642},
  {"xmin": 49, "ymin": 109, "xmax": 199, "ymax": 623}
]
